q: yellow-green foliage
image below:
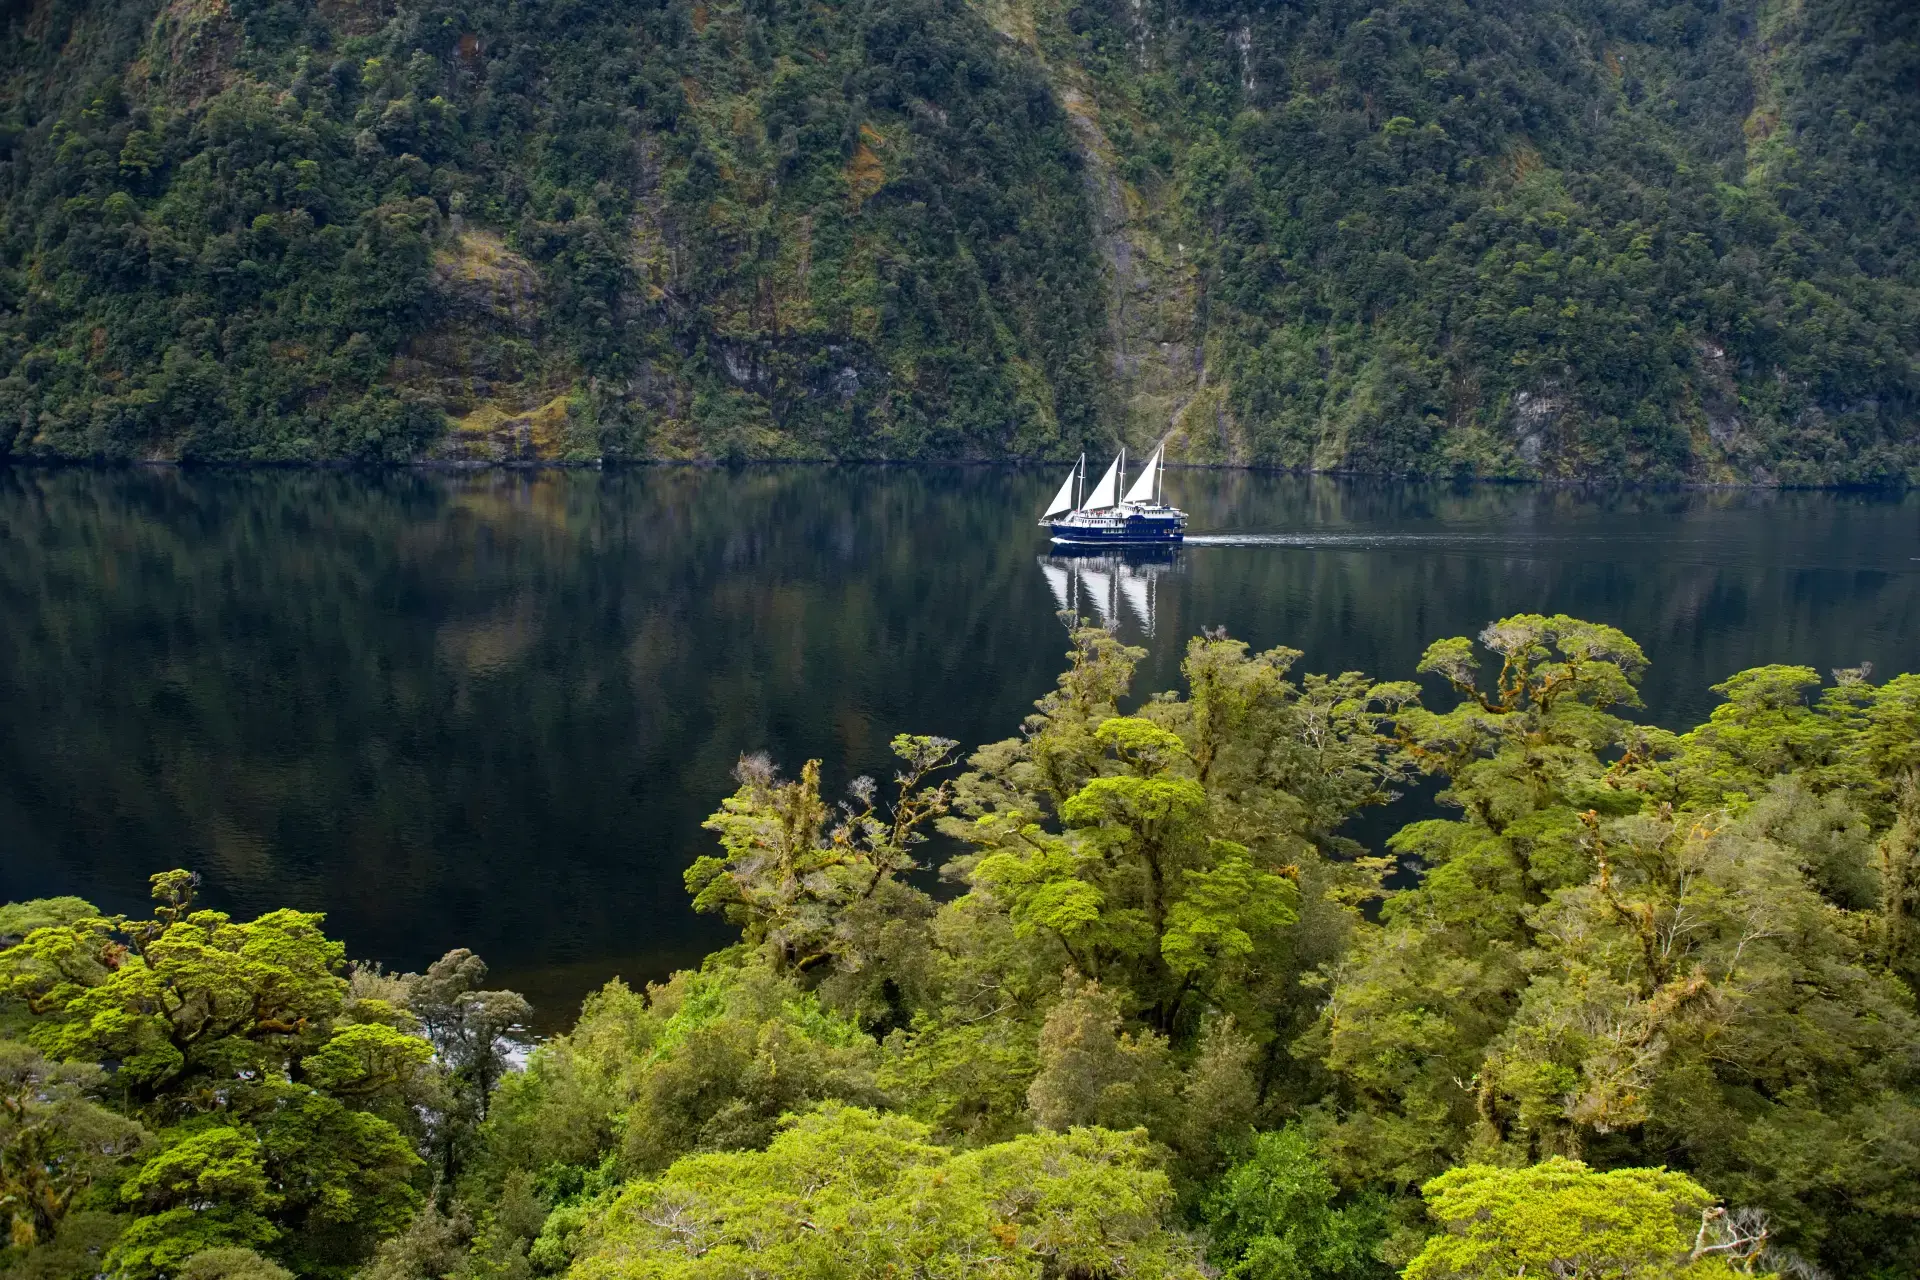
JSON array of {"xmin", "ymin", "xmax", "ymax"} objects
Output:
[
  {"xmin": 553, "ymin": 1105, "xmax": 1208, "ymax": 1280},
  {"xmin": 7, "ymin": 615, "xmax": 1919, "ymax": 1280},
  {"xmin": 0, "ymin": 875, "xmax": 428, "ymax": 1278},
  {"xmin": 1405, "ymin": 1160, "xmax": 1749, "ymax": 1280},
  {"xmin": 1318, "ymin": 618, "xmax": 1920, "ymax": 1274},
  {"xmin": 481, "ymin": 964, "xmax": 885, "ymax": 1179}
]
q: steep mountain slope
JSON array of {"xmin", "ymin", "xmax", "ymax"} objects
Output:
[
  {"xmin": 0, "ymin": 0, "xmax": 1110, "ymax": 461},
  {"xmin": 0, "ymin": 0, "xmax": 1914, "ymax": 479},
  {"xmin": 1043, "ymin": 0, "xmax": 1920, "ymax": 482}
]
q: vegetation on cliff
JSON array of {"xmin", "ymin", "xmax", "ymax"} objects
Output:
[
  {"xmin": 0, "ymin": 0, "xmax": 1914, "ymax": 477},
  {"xmin": 6, "ymin": 613, "xmax": 1918, "ymax": 1277},
  {"xmin": 1052, "ymin": 0, "xmax": 1920, "ymax": 482},
  {"xmin": 0, "ymin": 0, "xmax": 1108, "ymax": 463}
]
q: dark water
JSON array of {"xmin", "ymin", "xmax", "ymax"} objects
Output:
[{"xmin": 3, "ymin": 467, "xmax": 1916, "ymax": 1022}]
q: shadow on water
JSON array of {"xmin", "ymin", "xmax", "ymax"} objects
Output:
[{"xmin": 1, "ymin": 466, "xmax": 1916, "ymax": 1023}]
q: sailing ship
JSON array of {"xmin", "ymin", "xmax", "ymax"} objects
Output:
[{"xmin": 1039, "ymin": 445, "xmax": 1187, "ymax": 545}]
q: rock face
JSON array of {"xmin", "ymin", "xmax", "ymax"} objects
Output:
[
  {"xmin": 983, "ymin": 0, "xmax": 1214, "ymax": 464},
  {"xmin": 436, "ymin": 394, "xmax": 577, "ymax": 463},
  {"xmin": 1688, "ymin": 338, "xmax": 1766, "ymax": 483},
  {"xmin": 1511, "ymin": 386, "xmax": 1564, "ymax": 468},
  {"xmin": 1058, "ymin": 86, "xmax": 1209, "ymax": 460},
  {"xmin": 404, "ymin": 231, "xmax": 587, "ymax": 463},
  {"xmin": 436, "ymin": 228, "xmax": 543, "ymax": 331}
]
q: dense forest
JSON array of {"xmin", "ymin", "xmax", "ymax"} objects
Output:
[
  {"xmin": 0, "ymin": 0, "xmax": 1914, "ymax": 478},
  {"xmin": 5, "ymin": 613, "xmax": 1919, "ymax": 1278}
]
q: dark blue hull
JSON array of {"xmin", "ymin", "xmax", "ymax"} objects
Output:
[{"xmin": 1046, "ymin": 511, "xmax": 1186, "ymax": 545}]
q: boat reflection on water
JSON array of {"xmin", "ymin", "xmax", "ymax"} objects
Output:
[{"xmin": 1037, "ymin": 547, "xmax": 1181, "ymax": 637}]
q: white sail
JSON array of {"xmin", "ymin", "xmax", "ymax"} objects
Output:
[
  {"xmin": 1082, "ymin": 453, "xmax": 1121, "ymax": 510},
  {"xmin": 1040, "ymin": 562, "xmax": 1072, "ymax": 612},
  {"xmin": 1122, "ymin": 445, "xmax": 1162, "ymax": 505},
  {"xmin": 1041, "ymin": 456, "xmax": 1081, "ymax": 518},
  {"xmin": 1119, "ymin": 572, "xmax": 1153, "ymax": 633},
  {"xmin": 1077, "ymin": 565, "xmax": 1114, "ymax": 625}
]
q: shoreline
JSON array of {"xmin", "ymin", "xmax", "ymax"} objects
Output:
[{"xmin": 0, "ymin": 454, "xmax": 1912, "ymax": 493}]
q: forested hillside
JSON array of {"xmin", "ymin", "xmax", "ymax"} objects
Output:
[
  {"xmin": 0, "ymin": 0, "xmax": 1915, "ymax": 478},
  {"xmin": 6, "ymin": 616, "xmax": 1919, "ymax": 1278}
]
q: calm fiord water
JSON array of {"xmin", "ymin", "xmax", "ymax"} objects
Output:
[{"xmin": 3, "ymin": 466, "xmax": 1916, "ymax": 1017}]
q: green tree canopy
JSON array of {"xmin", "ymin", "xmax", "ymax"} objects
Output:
[
  {"xmin": 1405, "ymin": 1159, "xmax": 1755, "ymax": 1280},
  {"xmin": 8, "ymin": 614, "xmax": 1919, "ymax": 1279},
  {"xmin": 0, "ymin": 874, "xmax": 511, "ymax": 1278},
  {"xmin": 1318, "ymin": 615, "xmax": 1920, "ymax": 1274},
  {"xmin": 553, "ymin": 1104, "xmax": 1208, "ymax": 1280}
]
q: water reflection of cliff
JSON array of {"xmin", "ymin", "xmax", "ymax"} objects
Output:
[
  {"xmin": 0, "ymin": 467, "xmax": 1077, "ymax": 1016},
  {"xmin": 1, "ymin": 467, "xmax": 1914, "ymax": 1020}
]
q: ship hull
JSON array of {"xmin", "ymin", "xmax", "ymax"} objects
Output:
[{"xmin": 1045, "ymin": 508, "xmax": 1186, "ymax": 545}]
